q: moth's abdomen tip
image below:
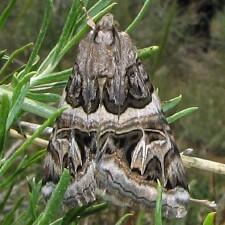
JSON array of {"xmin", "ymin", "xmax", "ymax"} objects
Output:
[
  {"xmin": 163, "ymin": 188, "xmax": 190, "ymax": 218},
  {"xmin": 41, "ymin": 182, "xmax": 56, "ymax": 199}
]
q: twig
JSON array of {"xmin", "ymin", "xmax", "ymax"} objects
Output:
[
  {"xmin": 181, "ymin": 155, "xmax": 225, "ymax": 175},
  {"xmin": 5, "ymin": 139, "xmax": 23, "ymax": 159},
  {"xmin": 190, "ymin": 198, "xmax": 217, "ymax": 210},
  {"xmin": 18, "ymin": 121, "xmax": 52, "ymax": 135},
  {"xmin": 9, "ymin": 129, "xmax": 48, "ymax": 148}
]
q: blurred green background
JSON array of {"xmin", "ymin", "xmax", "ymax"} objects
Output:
[{"xmin": 0, "ymin": 0, "xmax": 225, "ymax": 224}]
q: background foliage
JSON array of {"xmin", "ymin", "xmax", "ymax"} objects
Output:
[{"xmin": 0, "ymin": 0, "xmax": 225, "ymax": 224}]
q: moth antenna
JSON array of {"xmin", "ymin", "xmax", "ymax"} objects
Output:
[{"xmin": 80, "ymin": 0, "xmax": 96, "ymax": 30}]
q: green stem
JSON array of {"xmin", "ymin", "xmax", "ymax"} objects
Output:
[
  {"xmin": 60, "ymin": 2, "xmax": 117, "ymax": 59},
  {"xmin": 126, "ymin": 0, "xmax": 151, "ymax": 33},
  {"xmin": 167, "ymin": 107, "xmax": 198, "ymax": 124},
  {"xmin": 30, "ymin": 68, "xmax": 72, "ymax": 87},
  {"xmin": 19, "ymin": 0, "xmax": 53, "ymax": 77},
  {"xmin": 38, "ymin": 2, "xmax": 117, "ymax": 76},
  {"xmin": 52, "ymin": 0, "xmax": 81, "ymax": 62},
  {"xmin": 0, "ymin": 0, "xmax": 17, "ymax": 29},
  {"xmin": 0, "ymin": 85, "xmax": 56, "ymax": 118},
  {"xmin": 37, "ymin": 170, "xmax": 70, "ymax": 225},
  {"xmin": 0, "ymin": 43, "xmax": 33, "ymax": 77},
  {"xmin": 0, "ymin": 108, "xmax": 64, "ymax": 175},
  {"xmin": 138, "ymin": 46, "xmax": 159, "ymax": 60},
  {"xmin": 155, "ymin": 180, "xmax": 162, "ymax": 225}
]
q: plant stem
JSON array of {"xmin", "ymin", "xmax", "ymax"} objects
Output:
[
  {"xmin": 126, "ymin": 0, "xmax": 151, "ymax": 33},
  {"xmin": 0, "ymin": 108, "xmax": 64, "ymax": 175}
]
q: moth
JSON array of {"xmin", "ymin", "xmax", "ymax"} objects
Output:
[{"xmin": 42, "ymin": 14, "xmax": 189, "ymax": 218}]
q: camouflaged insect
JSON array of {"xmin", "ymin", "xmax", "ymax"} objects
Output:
[{"xmin": 42, "ymin": 14, "xmax": 189, "ymax": 218}]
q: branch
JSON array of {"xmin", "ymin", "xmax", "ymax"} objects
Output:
[
  {"xmin": 190, "ymin": 198, "xmax": 217, "ymax": 210},
  {"xmin": 181, "ymin": 154, "xmax": 225, "ymax": 175},
  {"xmin": 18, "ymin": 121, "xmax": 52, "ymax": 135},
  {"xmin": 9, "ymin": 129, "xmax": 48, "ymax": 148}
]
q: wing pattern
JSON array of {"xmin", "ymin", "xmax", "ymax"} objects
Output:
[{"xmin": 42, "ymin": 14, "xmax": 189, "ymax": 218}]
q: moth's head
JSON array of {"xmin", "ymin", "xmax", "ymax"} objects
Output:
[
  {"xmin": 93, "ymin": 14, "xmax": 115, "ymax": 47},
  {"xmin": 85, "ymin": 13, "xmax": 119, "ymax": 80},
  {"xmin": 98, "ymin": 13, "xmax": 114, "ymax": 31}
]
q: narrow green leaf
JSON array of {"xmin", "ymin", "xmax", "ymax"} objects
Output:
[
  {"xmin": 0, "ymin": 149, "xmax": 45, "ymax": 189},
  {"xmin": 12, "ymin": 71, "xmax": 36, "ymax": 105},
  {"xmin": 0, "ymin": 43, "xmax": 33, "ymax": 77},
  {"xmin": 0, "ymin": 94, "xmax": 10, "ymax": 153},
  {"xmin": 73, "ymin": 0, "xmax": 112, "ymax": 31},
  {"xmin": 61, "ymin": 2, "xmax": 117, "ymax": 60},
  {"xmin": 61, "ymin": 205, "xmax": 90, "ymax": 225},
  {"xmin": 0, "ymin": 49, "xmax": 7, "ymax": 60},
  {"xmin": 0, "ymin": 166, "xmax": 24, "ymax": 190},
  {"xmin": 6, "ymin": 72, "xmax": 36, "ymax": 130},
  {"xmin": 27, "ymin": 92, "xmax": 61, "ymax": 103},
  {"xmin": 30, "ymin": 68, "xmax": 72, "ymax": 87},
  {"xmin": 53, "ymin": 1, "xmax": 117, "ymax": 73},
  {"xmin": 83, "ymin": 0, "xmax": 89, "ymax": 7},
  {"xmin": 52, "ymin": 0, "xmax": 81, "ymax": 62},
  {"xmin": 135, "ymin": 211, "xmax": 146, "ymax": 225},
  {"xmin": 27, "ymin": 179, "xmax": 42, "ymax": 221},
  {"xmin": 154, "ymin": 180, "xmax": 162, "ymax": 225},
  {"xmin": 20, "ymin": 149, "xmax": 46, "ymax": 169},
  {"xmin": 69, "ymin": 0, "xmax": 112, "ymax": 41},
  {"xmin": 0, "ymin": 108, "xmax": 64, "ymax": 175},
  {"xmin": 2, "ymin": 196, "xmax": 24, "ymax": 225},
  {"xmin": 37, "ymin": 44, "xmax": 57, "ymax": 74},
  {"xmin": 88, "ymin": 0, "xmax": 112, "ymax": 16},
  {"xmin": 0, "ymin": 154, "xmax": 29, "ymax": 188},
  {"xmin": 0, "ymin": 184, "xmax": 14, "ymax": 213},
  {"xmin": 115, "ymin": 213, "xmax": 134, "ymax": 225},
  {"xmin": 37, "ymin": 170, "xmax": 70, "ymax": 225},
  {"xmin": 0, "ymin": 64, "xmax": 26, "ymax": 85},
  {"xmin": 12, "ymin": 72, "xmax": 19, "ymax": 87},
  {"xmin": 50, "ymin": 218, "xmax": 63, "ymax": 225},
  {"xmin": 37, "ymin": 0, "xmax": 81, "ymax": 74},
  {"xmin": 38, "ymin": 1, "xmax": 115, "ymax": 75},
  {"xmin": 0, "ymin": 0, "xmax": 17, "ymax": 29},
  {"xmin": 203, "ymin": 212, "xmax": 216, "ymax": 225},
  {"xmin": 82, "ymin": 0, "xmax": 112, "ymax": 23},
  {"xmin": 151, "ymin": 0, "xmax": 177, "ymax": 77},
  {"xmin": 62, "ymin": 202, "xmax": 107, "ymax": 225},
  {"xmin": 167, "ymin": 107, "xmax": 198, "ymax": 124},
  {"xmin": 30, "ymin": 82, "xmax": 67, "ymax": 91},
  {"xmin": 19, "ymin": 0, "xmax": 53, "ymax": 77},
  {"xmin": 78, "ymin": 202, "xmax": 108, "ymax": 218},
  {"xmin": 162, "ymin": 95, "xmax": 182, "ymax": 113},
  {"xmin": 0, "ymin": 85, "xmax": 56, "ymax": 118},
  {"xmin": 138, "ymin": 46, "xmax": 159, "ymax": 60},
  {"xmin": 126, "ymin": 0, "xmax": 151, "ymax": 33}
]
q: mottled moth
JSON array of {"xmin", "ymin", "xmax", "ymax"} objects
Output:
[{"xmin": 42, "ymin": 14, "xmax": 189, "ymax": 218}]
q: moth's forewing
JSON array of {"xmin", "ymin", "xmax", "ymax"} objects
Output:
[{"xmin": 42, "ymin": 13, "xmax": 189, "ymax": 218}]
